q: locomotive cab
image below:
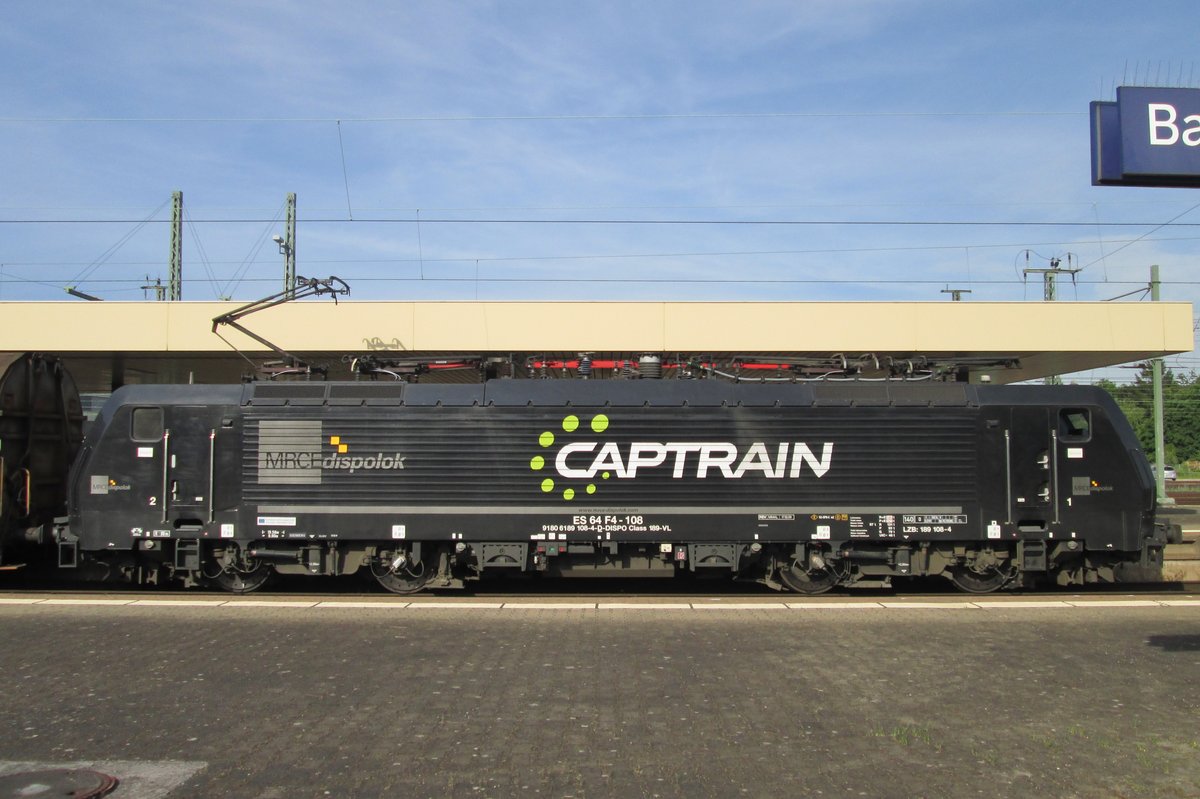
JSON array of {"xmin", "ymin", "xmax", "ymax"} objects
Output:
[
  {"xmin": 65, "ymin": 385, "xmax": 246, "ymax": 586},
  {"xmin": 965, "ymin": 390, "xmax": 1163, "ymax": 588}
]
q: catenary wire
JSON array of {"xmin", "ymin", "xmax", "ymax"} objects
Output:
[
  {"xmin": 4, "ymin": 235, "xmax": 1200, "ymax": 268},
  {"xmin": 1081, "ymin": 201, "xmax": 1200, "ymax": 270},
  {"xmin": 0, "ymin": 111, "xmax": 1087, "ymax": 123},
  {"xmin": 4, "ymin": 217, "xmax": 1200, "ymax": 227},
  {"xmin": 7, "ymin": 276, "xmax": 1200, "ymax": 287}
]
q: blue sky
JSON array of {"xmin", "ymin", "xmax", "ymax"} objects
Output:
[{"xmin": 2, "ymin": 0, "xmax": 1199, "ymax": 356}]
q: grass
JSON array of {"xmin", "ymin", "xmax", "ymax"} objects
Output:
[{"xmin": 871, "ymin": 723, "xmax": 935, "ymax": 747}]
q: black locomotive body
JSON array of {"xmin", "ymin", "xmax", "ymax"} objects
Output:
[{"xmin": 61, "ymin": 378, "xmax": 1168, "ymax": 594}]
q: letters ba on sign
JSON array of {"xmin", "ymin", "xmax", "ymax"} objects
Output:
[{"xmin": 1091, "ymin": 87, "xmax": 1200, "ymax": 187}]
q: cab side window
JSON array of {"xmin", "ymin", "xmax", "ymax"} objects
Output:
[
  {"xmin": 130, "ymin": 407, "xmax": 164, "ymax": 442},
  {"xmin": 1058, "ymin": 408, "xmax": 1090, "ymax": 442}
]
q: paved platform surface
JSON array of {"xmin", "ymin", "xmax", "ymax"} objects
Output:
[{"xmin": 1, "ymin": 602, "xmax": 1198, "ymax": 799}]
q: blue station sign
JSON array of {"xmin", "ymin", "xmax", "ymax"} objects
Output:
[{"xmin": 1091, "ymin": 86, "xmax": 1200, "ymax": 187}]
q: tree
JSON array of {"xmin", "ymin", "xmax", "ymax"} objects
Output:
[{"xmin": 1102, "ymin": 364, "xmax": 1200, "ymax": 465}]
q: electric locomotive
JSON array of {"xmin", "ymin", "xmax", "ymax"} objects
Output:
[{"xmin": 58, "ymin": 377, "xmax": 1170, "ymax": 594}]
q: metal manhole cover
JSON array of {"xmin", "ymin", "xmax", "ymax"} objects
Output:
[{"xmin": 0, "ymin": 769, "xmax": 119, "ymax": 798}]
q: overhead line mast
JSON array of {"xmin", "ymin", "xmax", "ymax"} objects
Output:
[
  {"xmin": 284, "ymin": 193, "xmax": 296, "ymax": 294},
  {"xmin": 1022, "ymin": 251, "xmax": 1080, "ymax": 386},
  {"xmin": 168, "ymin": 190, "xmax": 182, "ymax": 301},
  {"xmin": 272, "ymin": 193, "xmax": 298, "ymax": 295},
  {"xmin": 1022, "ymin": 251, "xmax": 1080, "ymax": 303}
]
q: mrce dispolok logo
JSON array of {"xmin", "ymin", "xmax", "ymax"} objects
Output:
[{"xmin": 256, "ymin": 420, "xmax": 405, "ymax": 485}]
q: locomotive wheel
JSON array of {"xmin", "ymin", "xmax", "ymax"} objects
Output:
[
  {"xmin": 209, "ymin": 561, "xmax": 273, "ymax": 594},
  {"xmin": 371, "ymin": 557, "xmax": 431, "ymax": 595},
  {"xmin": 777, "ymin": 559, "xmax": 839, "ymax": 594},
  {"xmin": 948, "ymin": 565, "xmax": 1011, "ymax": 594}
]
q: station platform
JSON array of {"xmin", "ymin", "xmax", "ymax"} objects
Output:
[{"xmin": 1, "ymin": 596, "xmax": 1197, "ymax": 797}]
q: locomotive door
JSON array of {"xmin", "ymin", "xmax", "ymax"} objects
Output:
[
  {"xmin": 1007, "ymin": 406, "xmax": 1056, "ymax": 532},
  {"xmin": 1051, "ymin": 406, "xmax": 1095, "ymax": 525},
  {"xmin": 163, "ymin": 407, "xmax": 214, "ymax": 527}
]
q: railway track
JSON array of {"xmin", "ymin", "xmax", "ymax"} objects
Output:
[{"xmin": 3, "ymin": 576, "xmax": 1199, "ymax": 604}]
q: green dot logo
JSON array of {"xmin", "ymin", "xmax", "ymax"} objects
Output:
[{"xmin": 531, "ymin": 414, "xmax": 613, "ymax": 502}]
